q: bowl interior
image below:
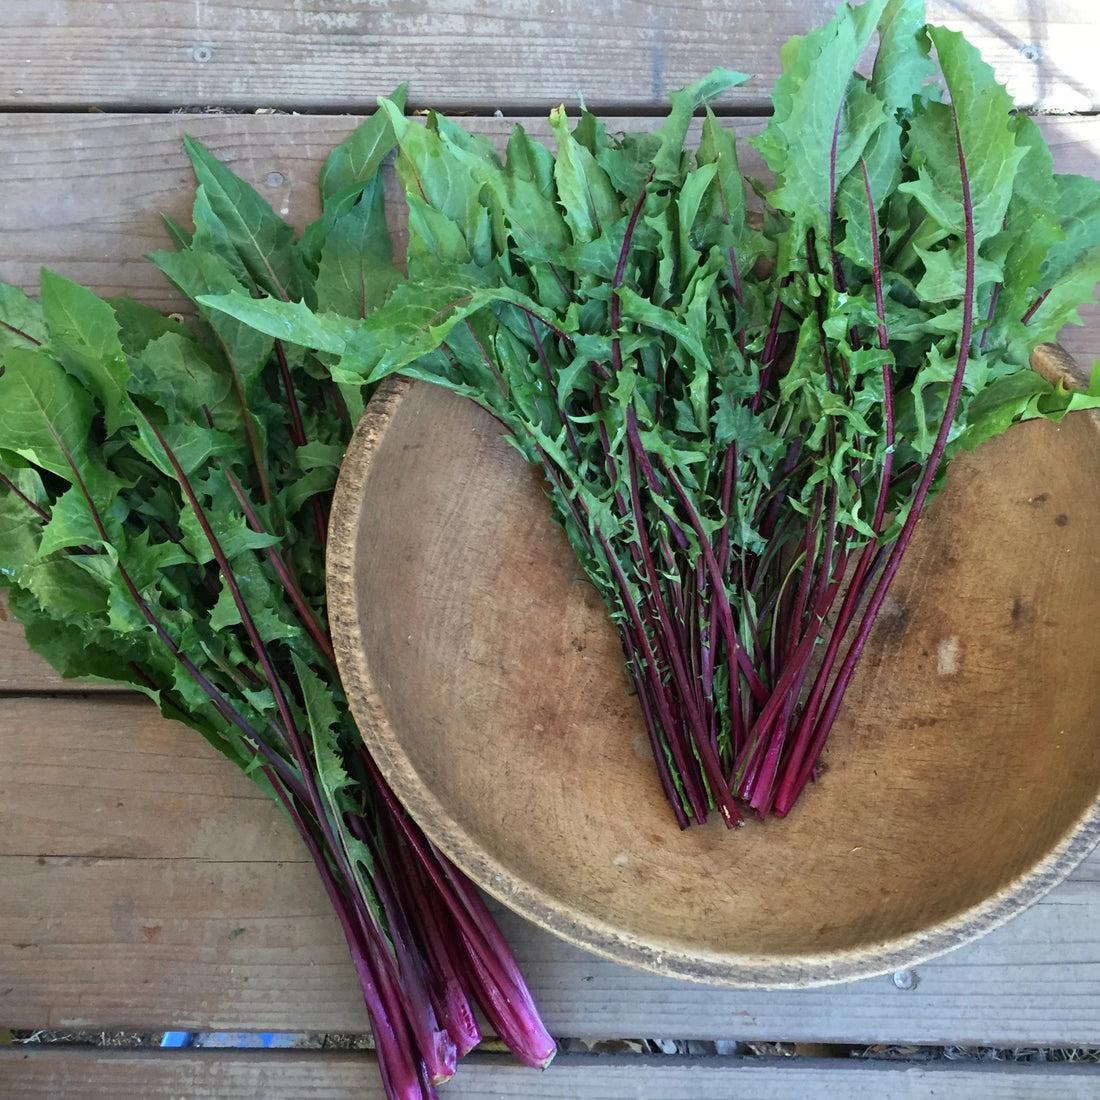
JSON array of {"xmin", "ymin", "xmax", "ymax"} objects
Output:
[{"xmin": 329, "ymin": 379, "xmax": 1100, "ymax": 985}]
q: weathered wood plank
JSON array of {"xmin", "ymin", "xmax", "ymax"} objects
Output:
[
  {"xmin": 0, "ymin": 113, "xmax": 1096, "ymax": 361},
  {"xmin": 0, "ymin": 696, "xmax": 299, "ymax": 861},
  {"xmin": 0, "ymin": 113, "xmax": 769, "ymax": 313},
  {"xmin": 2, "ymin": 1050, "xmax": 1099, "ymax": 1100},
  {"xmin": 0, "ymin": 594, "xmax": 118, "ymax": 692},
  {"xmin": 0, "ymin": 699, "xmax": 363, "ymax": 1033},
  {"xmin": 0, "ymin": 1, "xmax": 1093, "ymax": 112},
  {"xmin": 0, "ymin": 854, "xmax": 365, "ymax": 1033},
  {"xmin": 4, "ymin": 694, "xmax": 1100, "ymax": 1044}
]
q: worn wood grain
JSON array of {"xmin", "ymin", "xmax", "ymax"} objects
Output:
[
  {"xmin": 4, "ymin": 694, "xmax": 1100, "ymax": 1043},
  {"xmin": 0, "ymin": 113, "xmax": 769, "ymax": 314},
  {"xmin": 0, "ymin": 1, "xmax": 1093, "ymax": 112},
  {"xmin": 0, "ymin": 593, "xmax": 117, "ymax": 692},
  {"xmin": 0, "ymin": 112, "xmax": 1096, "ymax": 361},
  {"xmin": 0, "ymin": 696, "xmax": 300, "ymax": 861},
  {"xmin": 2, "ymin": 1050, "xmax": 1099, "ymax": 1100}
]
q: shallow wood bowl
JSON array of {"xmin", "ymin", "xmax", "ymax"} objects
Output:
[{"xmin": 328, "ymin": 375, "xmax": 1100, "ymax": 987}]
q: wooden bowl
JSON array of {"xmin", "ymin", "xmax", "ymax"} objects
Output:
[{"xmin": 328, "ymin": 376, "xmax": 1100, "ymax": 987}]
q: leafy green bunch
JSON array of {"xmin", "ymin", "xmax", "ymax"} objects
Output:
[
  {"xmin": 0, "ymin": 91, "xmax": 553, "ymax": 1100},
  {"xmin": 203, "ymin": 0, "xmax": 1100, "ymax": 828}
]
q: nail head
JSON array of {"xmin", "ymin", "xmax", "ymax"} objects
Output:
[{"xmin": 892, "ymin": 968, "xmax": 919, "ymax": 990}]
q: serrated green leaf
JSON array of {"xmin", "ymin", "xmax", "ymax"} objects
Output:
[
  {"xmin": 378, "ymin": 100, "xmax": 495, "ymax": 267},
  {"xmin": 133, "ymin": 417, "xmax": 241, "ymax": 478},
  {"xmin": 406, "ymin": 191, "xmax": 475, "ymax": 268},
  {"xmin": 299, "ymin": 87, "xmax": 407, "ymax": 269},
  {"xmin": 315, "ymin": 175, "xmax": 400, "ymax": 317},
  {"xmin": 119, "ymin": 529, "xmax": 194, "ymax": 591},
  {"xmin": 281, "ymin": 466, "xmax": 339, "ymax": 515},
  {"xmin": 18, "ymin": 555, "xmax": 110, "ymax": 616},
  {"xmin": 677, "ymin": 163, "xmax": 718, "ymax": 283},
  {"xmin": 753, "ymin": 0, "xmax": 890, "ymax": 250},
  {"xmin": 912, "ymin": 241, "xmax": 1003, "ymax": 303},
  {"xmin": 902, "ymin": 28, "xmax": 1024, "ymax": 243},
  {"xmin": 871, "ymin": 0, "xmax": 937, "ymax": 116},
  {"xmin": 296, "ymin": 440, "xmax": 346, "ymax": 470},
  {"xmin": 13, "ymin": 595, "xmax": 136, "ymax": 681},
  {"xmin": 617, "ymin": 287, "xmax": 711, "ymax": 374},
  {"xmin": 948, "ymin": 368, "xmax": 1053, "ymax": 453},
  {"xmin": 506, "ymin": 123, "xmax": 556, "ymax": 197},
  {"xmin": 0, "ymin": 282, "xmax": 48, "ymax": 354},
  {"xmin": 37, "ymin": 484, "xmax": 108, "ymax": 558},
  {"xmin": 320, "ymin": 86, "xmax": 407, "ymax": 203},
  {"xmin": 178, "ymin": 505, "xmax": 281, "ymax": 566},
  {"xmin": 184, "ymin": 135, "xmax": 312, "ymax": 303},
  {"xmin": 0, "ymin": 347, "xmax": 97, "ymax": 479},
  {"xmin": 110, "ymin": 297, "xmax": 191, "ymax": 356},
  {"xmin": 651, "ymin": 68, "xmax": 749, "ymax": 185},
  {"xmin": 0, "ymin": 475, "xmax": 44, "ymax": 581},
  {"xmin": 150, "ymin": 247, "xmax": 274, "ymax": 396},
  {"xmin": 196, "ymin": 291, "xmax": 355, "ymax": 355},
  {"xmin": 160, "ymin": 213, "xmax": 193, "ymax": 251},
  {"xmin": 549, "ymin": 105, "xmax": 622, "ymax": 244},
  {"xmin": 129, "ymin": 331, "xmax": 234, "ymax": 426},
  {"xmin": 40, "ymin": 270, "xmax": 134, "ymax": 436},
  {"xmin": 696, "ymin": 110, "xmax": 746, "ymax": 247},
  {"xmin": 1026, "ymin": 172, "xmax": 1100, "ymax": 339},
  {"xmin": 293, "ymin": 653, "xmax": 379, "ymax": 898}
]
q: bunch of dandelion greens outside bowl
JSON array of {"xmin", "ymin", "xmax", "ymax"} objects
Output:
[
  {"xmin": 2, "ymin": 0, "xmax": 1100, "ymax": 1097},
  {"xmin": 0, "ymin": 92, "xmax": 553, "ymax": 1100},
  {"xmin": 202, "ymin": 0, "xmax": 1100, "ymax": 828}
]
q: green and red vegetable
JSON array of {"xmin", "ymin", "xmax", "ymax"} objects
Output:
[
  {"xmin": 0, "ymin": 94, "xmax": 553, "ymax": 1100},
  {"xmin": 205, "ymin": 0, "xmax": 1100, "ymax": 826},
  {"xmin": 2, "ymin": 1, "xmax": 1100, "ymax": 1096}
]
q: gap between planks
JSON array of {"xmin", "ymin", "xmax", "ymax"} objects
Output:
[{"xmin": 2, "ymin": 1049, "xmax": 1100, "ymax": 1100}]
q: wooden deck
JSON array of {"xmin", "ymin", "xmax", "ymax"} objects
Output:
[{"xmin": 2, "ymin": 1, "xmax": 1099, "ymax": 1095}]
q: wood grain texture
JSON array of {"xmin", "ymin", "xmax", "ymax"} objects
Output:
[
  {"xmin": 0, "ymin": 112, "xmax": 1096, "ymax": 361},
  {"xmin": 0, "ymin": 113, "xmax": 768, "ymax": 314},
  {"xmin": 2, "ymin": 1050, "xmax": 1099, "ymax": 1100},
  {"xmin": 0, "ymin": 697, "xmax": 367, "ymax": 1033},
  {"xmin": 0, "ymin": 1, "xmax": 1093, "ymax": 112},
  {"xmin": 0, "ymin": 696, "xmax": 302, "ymax": 862},
  {"xmin": 5, "ymin": 694, "xmax": 1100, "ymax": 1043},
  {"xmin": 0, "ymin": 593, "xmax": 116, "ymax": 692}
]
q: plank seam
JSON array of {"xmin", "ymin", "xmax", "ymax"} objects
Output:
[{"xmin": 3, "ymin": 103, "xmax": 1097, "ymax": 119}]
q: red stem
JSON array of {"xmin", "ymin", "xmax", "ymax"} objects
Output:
[
  {"xmin": 224, "ymin": 468, "xmax": 336, "ymax": 664},
  {"xmin": 626, "ymin": 443, "xmax": 743, "ymax": 826},
  {"xmin": 774, "ymin": 106, "xmax": 980, "ymax": 815},
  {"xmin": 0, "ymin": 317, "xmax": 41, "ymax": 346},
  {"xmin": 0, "ymin": 469, "xmax": 49, "ymax": 522}
]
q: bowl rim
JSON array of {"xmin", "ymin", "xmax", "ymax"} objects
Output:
[{"xmin": 327, "ymin": 375, "xmax": 1100, "ymax": 989}]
